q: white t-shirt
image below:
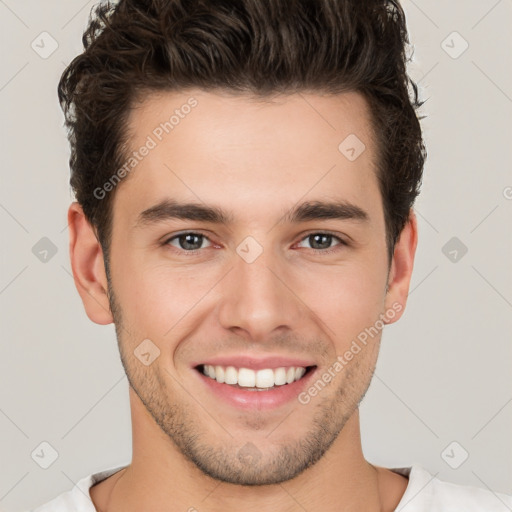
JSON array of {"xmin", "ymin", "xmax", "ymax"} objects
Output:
[{"xmin": 32, "ymin": 463, "xmax": 512, "ymax": 511}]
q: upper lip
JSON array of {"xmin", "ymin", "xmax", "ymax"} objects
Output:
[{"xmin": 193, "ymin": 355, "xmax": 316, "ymax": 371}]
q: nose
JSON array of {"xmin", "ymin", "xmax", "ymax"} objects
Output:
[{"xmin": 216, "ymin": 244, "xmax": 304, "ymax": 342}]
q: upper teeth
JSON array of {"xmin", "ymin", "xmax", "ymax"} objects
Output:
[{"xmin": 202, "ymin": 365, "xmax": 307, "ymax": 388}]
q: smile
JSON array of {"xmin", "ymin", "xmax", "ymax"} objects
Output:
[{"xmin": 199, "ymin": 364, "xmax": 312, "ymax": 390}]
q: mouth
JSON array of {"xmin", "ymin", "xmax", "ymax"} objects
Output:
[
  {"xmin": 193, "ymin": 363, "xmax": 318, "ymax": 409},
  {"xmin": 196, "ymin": 364, "xmax": 316, "ymax": 391}
]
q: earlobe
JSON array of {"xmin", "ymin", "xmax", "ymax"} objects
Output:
[
  {"xmin": 383, "ymin": 209, "xmax": 418, "ymax": 324},
  {"xmin": 68, "ymin": 202, "xmax": 114, "ymax": 325}
]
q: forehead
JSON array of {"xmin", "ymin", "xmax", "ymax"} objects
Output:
[{"xmin": 113, "ymin": 88, "xmax": 381, "ymax": 228}]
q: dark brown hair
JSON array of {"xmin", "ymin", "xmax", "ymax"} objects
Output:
[{"xmin": 58, "ymin": 0, "xmax": 426, "ymax": 266}]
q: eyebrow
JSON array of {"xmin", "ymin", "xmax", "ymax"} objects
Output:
[{"xmin": 134, "ymin": 198, "xmax": 369, "ymax": 228}]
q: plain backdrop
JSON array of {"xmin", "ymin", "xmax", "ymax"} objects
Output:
[{"xmin": 1, "ymin": 0, "xmax": 511, "ymax": 510}]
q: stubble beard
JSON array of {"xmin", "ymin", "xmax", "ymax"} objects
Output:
[{"xmin": 106, "ymin": 274, "xmax": 378, "ymax": 486}]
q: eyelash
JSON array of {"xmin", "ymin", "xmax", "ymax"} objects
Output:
[{"xmin": 161, "ymin": 231, "xmax": 348, "ymax": 256}]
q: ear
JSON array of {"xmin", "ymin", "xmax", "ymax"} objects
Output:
[
  {"xmin": 383, "ymin": 209, "xmax": 418, "ymax": 324},
  {"xmin": 68, "ymin": 202, "xmax": 114, "ymax": 325}
]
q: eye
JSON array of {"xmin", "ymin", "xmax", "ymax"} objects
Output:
[
  {"xmin": 164, "ymin": 232, "xmax": 212, "ymax": 251},
  {"xmin": 296, "ymin": 232, "xmax": 346, "ymax": 252}
]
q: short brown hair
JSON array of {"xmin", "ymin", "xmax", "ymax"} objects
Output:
[{"xmin": 58, "ymin": 0, "xmax": 426, "ymax": 265}]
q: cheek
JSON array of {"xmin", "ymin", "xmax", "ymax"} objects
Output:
[
  {"xmin": 117, "ymin": 261, "xmax": 221, "ymax": 338},
  {"xmin": 294, "ymin": 261, "xmax": 387, "ymax": 345}
]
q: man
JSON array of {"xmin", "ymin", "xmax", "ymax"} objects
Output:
[{"xmin": 34, "ymin": 0, "xmax": 511, "ymax": 510}]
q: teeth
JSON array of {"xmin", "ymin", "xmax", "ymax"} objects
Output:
[
  {"xmin": 255, "ymin": 369, "xmax": 274, "ymax": 388},
  {"xmin": 238, "ymin": 368, "xmax": 256, "ymax": 387},
  {"xmin": 215, "ymin": 365, "xmax": 225, "ymax": 384},
  {"xmin": 274, "ymin": 367, "xmax": 287, "ymax": 385},
  {"xmin": 295, "ymin": 367, "xmax": 306, "ymax": 380},
  {"xmin": 225, "ymin": 366, "xmax": 237, "ymax": 385},
  {"xmin": 201, "ymin": 364, "xmax": 309, "ymax": 389}
]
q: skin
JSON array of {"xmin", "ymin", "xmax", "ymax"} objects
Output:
[{"xmin": 68, "ymin": 89, "xmax": 417, "ymax": 511}]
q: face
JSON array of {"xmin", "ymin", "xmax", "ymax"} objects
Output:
[{"xmin": 99, "ymin": 89, "xmax": 407, "ymax": 485}]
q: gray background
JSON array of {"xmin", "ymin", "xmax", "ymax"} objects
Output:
[{"xmin": 1, "ymin": 0, "xmax": 511, "ymax": 510}]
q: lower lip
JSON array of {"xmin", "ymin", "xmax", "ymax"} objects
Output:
[{"xmin": 194, "ymin": 367, "xmax": 317, "ymax": 410}]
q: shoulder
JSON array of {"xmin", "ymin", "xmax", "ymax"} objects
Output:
[
  {"xmin": 31, "ymin": 476, "xmax": 94, "ymax": 511},
  {"xmin": 31, "ymin": 464, "xmax": 128, "ymax": 511},
  {"xmin": 393, "ymin": 464, "xmax": 512, "ymax": 511}
]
